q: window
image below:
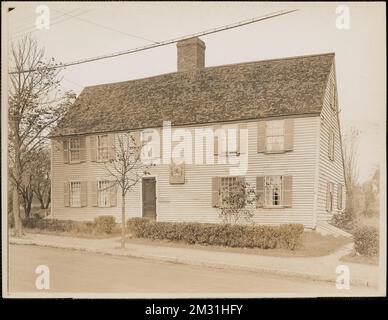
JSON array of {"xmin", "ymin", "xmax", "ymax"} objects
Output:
[
  {"xmin": 98, "ymin": 181, "xmax": 110, "ymax": 207},
  {"xmin": 329, "ymin": 128, "xmax": 335, "ymax": 160},
  {"xmin": 70, "ymin": 182, "xmax": 81, "ymax": 207},
  {"xmin": 264, "ymin": 176, "xmax": 283, "ymax": 206},
  {"xmin": 266, "ymin": 120, "xmax": 285, "ymax": 152},
  {"xmin": 326, "ymin": 182, "xmax": 334, "ymax": 212},
  {"xmin": 220, "ymin": 176, "xmax": 245, "ymax": 207},
  {"xmin": 69, "ymin": 138, "xmax": 80, "ymax": 162},
  {"xmin": 337, "ymin": 184, "xmax": 343, "ymax": 210},
  {"xmin": 97, "ymin": 135, "xmax": 109, "ymax": 161}
]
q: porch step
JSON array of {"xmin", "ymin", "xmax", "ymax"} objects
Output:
[{"xmin": 315, "ymin": 221, "xmax": 353, "ymax": 238}]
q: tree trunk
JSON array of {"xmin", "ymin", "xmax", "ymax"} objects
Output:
[
  {"xmin": 121, "ymin": 194, "xmax": 126, "ymax": 249},
  {"xmin": 13, "ymin": 185, "xmax": 23, "ymax": 236}
]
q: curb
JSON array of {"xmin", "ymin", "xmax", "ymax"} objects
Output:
[{"xmin": 9, "ymin": 238, "xmax": 377, "ymax": 289}]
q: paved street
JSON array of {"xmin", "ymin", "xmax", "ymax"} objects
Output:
[{"xmin": 8, "ymin": 245, "xmax": 377, "ymax": 296}]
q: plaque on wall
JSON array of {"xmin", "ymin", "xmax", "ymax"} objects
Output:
[{"xmin": 169, "ymin": 162, "xmax": 185, "ymax": 184}]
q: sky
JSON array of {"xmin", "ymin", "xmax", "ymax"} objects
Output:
[{"xmin": 4, "ymin": 1, "xmax": 386, "ymax": 183}]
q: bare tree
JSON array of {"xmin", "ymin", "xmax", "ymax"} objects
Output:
[
  {"xmin": 8, "ymin": 35, "xmax": 75, "ymax": 236},
  {"xmin": 217, "ymin": 180, "xmax": 256, "ymax": 224},
  {"xmin": 342, "ymin": 126, "xmax": 360, "ymax": 219},
  {"xmin": 103, "ymin": 132, "xmax": 152, "ymax": 248},
  {"xmin": 32, "ymin": 148, "xmax": 51, "ymax": 212}
]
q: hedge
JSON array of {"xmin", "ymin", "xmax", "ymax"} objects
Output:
[
  {"xmin": 353, "ymin": 226, "xmax": 379, "ymax": 257},
  {"xmin": 127, "ymin": 218, "xmax": 304, "ymax": 250},
  {"xmin": 22, "ymin": 216, "xmax": 117, "ymax": 235}
]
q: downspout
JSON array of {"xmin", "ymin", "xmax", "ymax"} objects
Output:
[{"xmin": 312, "ymin": 116, "xmax": 321, "ymax": 229}]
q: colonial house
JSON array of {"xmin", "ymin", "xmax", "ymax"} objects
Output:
[{"xmin": 50, "ymin": 37, "xmax": 346, "ymax": 233}]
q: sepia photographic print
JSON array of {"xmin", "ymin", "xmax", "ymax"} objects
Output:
[{"xmin": 1, "ymin": 1, "xmax": 386, "ymax": 305}]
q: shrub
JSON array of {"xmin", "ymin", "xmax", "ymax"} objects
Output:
[
  {"xmin": 330, "ymin": 210, "xmax": 354, "ymax": 232},
  {"xmin": 127, "ymin": 219, "xmax": 304, "ymax": 250},
  {"xmin": 353, "ymin": 226, "xmax": 379, "ymax": 257},
  {"xmin": 23, "ymin": 218, "xmax": 76, "ymax": 232},
  {"xmin": 94, "ymin": 216, "xmax": 116, "ymax": 234}
]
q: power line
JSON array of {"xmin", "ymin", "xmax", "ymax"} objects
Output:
[
  {"xmin": 11, "ymin": 8, "xmax": 83, "ymax": 35},
  {"xmin": 9, "ymin": 9, "xmax": 298, "ymax": 74},
  {"xmin": 52, "ymin": 9, "xmax": 159, "ymax": 44},
  {"xmin": 11, "ymin": 9, "xmax": 91, "ymax": 39}
]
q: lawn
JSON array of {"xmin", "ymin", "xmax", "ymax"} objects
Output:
[
  {"xmin": 14, "ymin": 227, "xmax": 121, "ymax": 239},
  {"xmin": 340, "ymin": 252, "xmax": 379, "ymax": 265},
  {"xmin": 125, "ymin": 231, "xmax": 352, "ymax": 258}
]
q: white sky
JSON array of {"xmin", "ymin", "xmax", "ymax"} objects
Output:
[{"xmin": 4, "ymin": 1, "xmax": 386, "ymax": 183}]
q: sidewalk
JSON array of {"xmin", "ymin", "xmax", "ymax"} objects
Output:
[{"xmin": 9, "ymin": 233, "xmax": 379, "ymax": 288}]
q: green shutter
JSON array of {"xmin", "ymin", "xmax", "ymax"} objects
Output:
[
  {"xmin": 337, "ymin": 184, "xmax": 343, "ymax": 210},
  {"xmin": 90, "ymin": 181, "xmax": 98, "ymax": 207},
  {"xmin": 282, "ymin": 176, "xmax": 293, "ymax": 207},
  {"xmin": 108, "ymin": 134, "xmax": 116, "ymax": 161},
  {"xmin": 212, "ymin": 177, "xmax": 220, "ymax": 207},
  {"xmin": 63, "ymin": 140, "xmax": 69, "ymax": 164},
  {"xmin": 79, "ymin": 136, "xmax": 87, "ymax": 162},
  {"xmin": 110, "ymin": 182, "xmax": 117, "ymax": 207},
  {"xmin": 80, "ymin": 181, "xmax": 88, "ymax": 207},
  {"xmin": 237, "ymin": 123, "xmax": 247, "ymax": 155},
  {"xmin": 256, "ymin": 176, "xmax": 265, "ymax": 208},
  {"xmin": 90, "ymin": 135, "xmax": 97, "ymax": 162},
  {"xmin": 257, "ymin": 121, "xmax": 266, "ymax": 153},
  {"xmin": 214, "ymin": 126, "xmax": 220, "ymax": 156},
  {"xmin": 284, "ymin": 119, "xmax": 294, "ymax": 151},
  {"xmin": 64, "ymin": 182, "xmax": 70, "ymax": 207}
]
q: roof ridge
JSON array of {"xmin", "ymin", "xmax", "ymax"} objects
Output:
[{"xmin": 84, "ymin": 52, "xmax": 335, "ymax": 89}]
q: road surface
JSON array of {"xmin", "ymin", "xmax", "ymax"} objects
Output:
[{"xmin": 7, "ymin": 245, "xmax": 376, "ymax": 296}]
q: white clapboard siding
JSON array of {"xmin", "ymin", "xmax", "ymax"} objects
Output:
[
  {"xmin": 316, "ymin": 63, "xmax": 346, "ymax": 224},
  {"xmin": 51, "ymin": 116, "xmax": 320, "ymax": 228}
]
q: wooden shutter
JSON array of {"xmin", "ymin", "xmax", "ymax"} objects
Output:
[
  {"xmin": 282, "ymin": 176, "xmax": 293, "ymax": 207},
  {"xmin": 79, "ymin": 136, "xmax": 87, "ymax": 162},
  {"xmin": 214, "ymin": 126, "xmax": 220, "ymax": 156},
  {"xmin": 328, "ymin": 128, "xmax": 335, "ymax": 161},
  {"xmin": 64, "ymin": 182, "xmax": 70, "ymax": 207},
  {"xmin": 257, "ymin": 121, "xmax": 266, "ymax": 153},
  {"xmin": 211, "ymin": 177, "xmax": 220, "ymax": 207},
  {"xmin": 256, "ymin": 176, "xmax": 265, "ymax": 208},
  {"xmin": 80, "ymin": 181, "xmax": 88, "ymax": 207},
  {"xmin": 108, "ymin": 133, "xmax": 116, "ymax": 161},
  {"xmin": 326, "ymin": 182, "xmax": 331, "ymax": 212},
  {"xmin": 63, "ymin": 140, "xmax": 69, "ymax": 164},
  {"xmin": 237, "ymin": 123, "xmax": 247, "ymax": 155},
  {"xmin": 110, "ymin": 182, "xmax": 117, "ymax": 207},
  {"xmin": 284, "ymin": 119, "xmax": 294, "ymax": 151},
  {"xmin": 90, "ymin": 181, "xmax": 98, "ymax": 207},
  {"xmin": 337, "ymin": 184, "xmax": 343, "ymax": 210},
  {"xmin": 89, "ymin": 136, "xmax": 97, "ymax": 162}
]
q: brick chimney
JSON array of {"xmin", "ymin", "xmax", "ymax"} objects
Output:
[{"xmin": 177, "ymin": 37, "xmax": 205, "ymax": 72}]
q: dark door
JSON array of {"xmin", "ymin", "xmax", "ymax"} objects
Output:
[{"xmin": 142, "ymin": 177, "xmax": 156, "ymax": 220}]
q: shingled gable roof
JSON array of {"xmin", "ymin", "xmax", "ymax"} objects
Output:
[{"xmin": 51, "ymin": 53, "xmax": 335, "ymax": 137}]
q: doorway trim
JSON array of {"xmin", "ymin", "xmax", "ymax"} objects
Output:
[{"xmin": 140, "ymin": 175, "xmax": 158, "ymax": 221}]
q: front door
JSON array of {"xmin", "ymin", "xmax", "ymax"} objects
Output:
[{"xmin": 142, "ymin": 177, "xmax": 156, "ymax": 220}]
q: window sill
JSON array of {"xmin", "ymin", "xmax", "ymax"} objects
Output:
[
  {"xmin": 262, "ymin": 205, "xmax": 286, "ymax": 209},
  {"xmin": 263, "ymin": 150, "xmax": 291, "ymax": 154},
  {"xmin": 69, "ymin": 160, "xmax": 81, "ymax": 164}
]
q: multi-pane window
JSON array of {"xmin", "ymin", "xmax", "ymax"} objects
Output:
[
  {"xmin": 220, "ymin": 177, "xmax": 245, "ymax": 207},
  {"xmin": 98, "ymin": 181, "xmax": 110, "ymax": 207},
  {"xmin": 327, "ymin": 182, "xmax": 334, "ymax": 212},
  {"xmin": 329, "ymin": 128, "xmax": 335, "ymax": 160},
  {"xmin": 264, "ymin": 176, "xmax": 282, "ymax": 206},
  {"xmin": 266, "ymin": 120, "xmax": 285, "ymax": 152},
  {"xmin": 70, "ymin": 182, "xmax": 81, "ymax": 207},
  {"xmin": 97, "ymin": 135, "xmax": 109, "ymax": 161},
  {"xmin": 69, "ymin": 138, "xmax": 80, "ymax": 162}
]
